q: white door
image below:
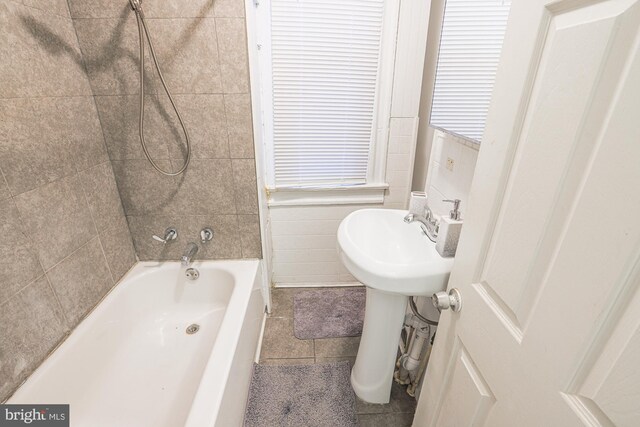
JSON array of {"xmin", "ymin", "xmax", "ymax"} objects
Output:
[{"xmin": 414, "ymin": 0, "xmax": 640, "ymax": 426}]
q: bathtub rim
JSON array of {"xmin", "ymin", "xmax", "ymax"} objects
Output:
[{"xmin": 183, "ymin": 259, "xmax": 262, "ymax": 427}]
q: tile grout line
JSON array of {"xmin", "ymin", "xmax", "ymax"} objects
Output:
[
  {"xmin": 96, "ymin": 234, "xmax": 116, "ymax": 286},
  {"xmin": 3, "ymin": 150, "xmax": 71, "ymax": 319},
  {"xmin": 0, "ymin": 272, "xmax": 45, "ymax": 309},
  {"xmin": 212, "ymin": 15, "xmax": 225, "ymax": 97},
  {"xmin": 8, "ymin": 0, "xmax": 71, "ymax": 19},
  {"xmin": 42, "ymin": 273, "xmax": 71, "ymax": 328},
  {"xmin": 0, "ymin": 167, "xmax": 14, "ymax": 199},
  {"xmin": 42, "ymin": 236, "xmax": 99, "ymax": 275},
  {"xmin": 221, "ymin": 94, "xmax": 233, "ymax": 164},
  {"xmin": 9, "ymin": 193, "xmax": 70, "ymax": 325},
  {"xmin": 40, "ymin": 254, "xmax": 70, "ymax": 328},
  {"xmin": 74, "ymin": 167, "xmax": 104, "ymax": 281},
  {"xmin": 15, "ymin": 91, "xmax": 252, "ymax": 99},
  {"xmin": 233, "ymin": 213, "xmax": 244, "ymax": 259},
  {"xmin": 0, "ymin": 93, "xmax": 99, "ymax": 100},
  {"xmin": 5, "ymin": 167, "xmax": 78, "ymax": 201},
  {"xmin": 0, "ymin": 93, "xmax": 84, "ymax": 100},
  {"xmin": 66, "ymin": 0, "xmax": 141, "ymax": 267},
  {"xmin": 67, "ymin": 0, "xmax": 112, "ymax": 171},
  {"xmin": 70, "ymin": 16, "xmax": 246, "ymax": 21},
  {"xmin": 229, "ymin": 156, "xmax": 242, "ymax": 218}
]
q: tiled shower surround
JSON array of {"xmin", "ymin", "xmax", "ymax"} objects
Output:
[
  {"xmin": 70, "ymin": 0, "xmax": 261, "ymax": 260},
  {"xmin": 0, "ymin": 0, "xmax": 260, "ymax": 401}
]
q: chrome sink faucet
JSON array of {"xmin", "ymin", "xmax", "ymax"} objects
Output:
[
  {"xmin": 181, "ymin": 242, "xmax": 198, "ymax": 267},
  {"xmin": 404, "ymin": 206, "xmax": 439, "ymax": 242}
]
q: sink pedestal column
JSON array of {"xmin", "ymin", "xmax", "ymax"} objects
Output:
[{"xmin": 351, "ymin": 287, "xmax": 408, "ymax": 403}]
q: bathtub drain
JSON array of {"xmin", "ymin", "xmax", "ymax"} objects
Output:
[
  {"xmin": 185, "ymin": 268, "xmax": 199, "ymax": 280},
  {"xmin": 186, "ymin": 324, "xmax": 200, "ymax": 335}
]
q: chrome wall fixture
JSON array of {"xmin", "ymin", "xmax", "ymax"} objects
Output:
[
  {"xmin": 152, "ymin": 227, "xmax": 178, "ymax": 244},
  {"xmin": 200, "ymin": 228, "xmax": 214, "ymax": 243},
  {"xmin": 181, "ymin": 242, "xmax": 199, "ymax": 267},
  {"xmin": 130, "ymin": 0, "xmax": 191, "ymax": 176}
]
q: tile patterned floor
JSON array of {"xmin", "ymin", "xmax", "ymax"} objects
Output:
[{"xmin": 259, "ymin": 288, "xmax": 417, "ymax": 427}]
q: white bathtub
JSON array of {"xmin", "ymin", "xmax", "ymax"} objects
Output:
[{"xmin": 9, "ymin": 260, "xmax": 265, "ymax": 427}]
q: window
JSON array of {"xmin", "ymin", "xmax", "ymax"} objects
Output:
[
  {"xmin": 430, "ymin": 0, "xmax": 512, "ymax": 142},
  {"xmin": 261, "ymin": 0, "xmax": 387, "ymax": 190}
]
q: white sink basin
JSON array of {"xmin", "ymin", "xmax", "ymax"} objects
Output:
[{"xmin": 337, "ymin": 209, "xmax": 454, "ymax": 296}]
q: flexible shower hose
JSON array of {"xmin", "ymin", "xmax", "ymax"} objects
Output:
[{"xmin": 132, "ymin": 2, "xmax": 191, "ymax": 176}]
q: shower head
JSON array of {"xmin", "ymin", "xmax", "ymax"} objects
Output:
[{"xmin": 129, "ymin": 0, "xmax": 142, "ymax": 12}]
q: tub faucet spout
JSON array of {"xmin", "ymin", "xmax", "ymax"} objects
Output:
[{"xmin": 181, "ymin": 242, "xmax": 198, "ymax": 267}]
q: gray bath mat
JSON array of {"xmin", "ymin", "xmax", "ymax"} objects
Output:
[
  {"xmin": 293, "ymin": 288, "xmax": 365, "ymax": 339},
  {"xmin": 244, "ymin": 361, "xmax": 357, "ymax": 427}
]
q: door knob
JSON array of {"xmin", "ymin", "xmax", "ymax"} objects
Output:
[{"xmin": 432, "ymin": 288, "xmax": 462, "ymax": 312}]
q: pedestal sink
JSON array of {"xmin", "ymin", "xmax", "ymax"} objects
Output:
[{"xmin": 337, "ymin": 209, "xmax": 454, "ymax": 403}]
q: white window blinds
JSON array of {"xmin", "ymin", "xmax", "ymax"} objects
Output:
[
  {"xmin": 430, "ymin": 0, "xmax": 512, "ymax": 142},
  {"xmin": 270, "ymin": 0, "xmax": 385, "ymax": 187}
]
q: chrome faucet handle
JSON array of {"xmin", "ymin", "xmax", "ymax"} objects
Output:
[
  {"xmin": 443, "ymin": 199, "xmax": 461, "ymax": 220},
  {"xmin": 152, "ymin": 227, "xmax": 177, "ymax": 244},
  {"xmin": 200, "ymin": 227, "xmax": 214, "ymax": 243},
  {"xmin": 424, "ymin": 206, "xmax": 432, "ymax": 221}
]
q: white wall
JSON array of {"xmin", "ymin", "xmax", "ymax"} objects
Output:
[
  {"xmin": 271, "ymin": 205, "xmax": 371, "ymax": 285},
  {"xmin": 424, "ymin": 129, "xmax": 479, "ymax": 219},
  {"xmin": 412, "ymin": 0, "xmax": 446, "ymax": 192},
  {"xmin": 382, "ymin": 118, "xmax": 419, "ymax": 210}
]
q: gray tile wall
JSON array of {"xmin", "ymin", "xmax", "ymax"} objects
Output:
[
  {"xmin": 0, "ymin": 0, "xmax": 137, "ymax": 401},
  {"xmin": 69, "ymin": 0, "xmax": 261, "ymax": 260}
]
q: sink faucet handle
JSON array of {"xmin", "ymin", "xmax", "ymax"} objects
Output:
[
  {"xmin": 152, "ymin": 227, "xmax": 178, "ymax": 244},
  {"xmin": 442, "ymin": 199, "xmax": 461, "ymax": 220}
]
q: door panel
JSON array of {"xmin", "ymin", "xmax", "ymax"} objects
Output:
[
  {"xmin": 434, "ymin": 340, "xmax": 495, "ymax": 427},
  {"xmin": 415, "ymin": 0, "xmax": 640, "ymax": 425},
  {"xmin": 481, "ymin": 8, "xmax": 619, "ymax": 330},
  {"xmin": 581, "ymin": 286, "xmax": 640, "ymax": 426}
]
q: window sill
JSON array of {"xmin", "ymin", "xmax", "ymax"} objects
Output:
[{"xmin": 266, "ymin": 183, "xmax": 389, "ymax": 207}]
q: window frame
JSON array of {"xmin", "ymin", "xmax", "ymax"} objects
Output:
[{"xmin": 254, "ymin": 0, "xmax": 400, "ymax": 205}]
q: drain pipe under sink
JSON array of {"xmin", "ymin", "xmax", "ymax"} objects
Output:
[
  {"xmin": 403, "ymin": 325, "xmax": 430, "ymax": 373},
  {"xmin": 395, "ymin": 297, "xmax": 438, "ymax": 390},
  {"xmin": 407, "ymin": 337, "xmax": 433, "ymax": 397}
]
